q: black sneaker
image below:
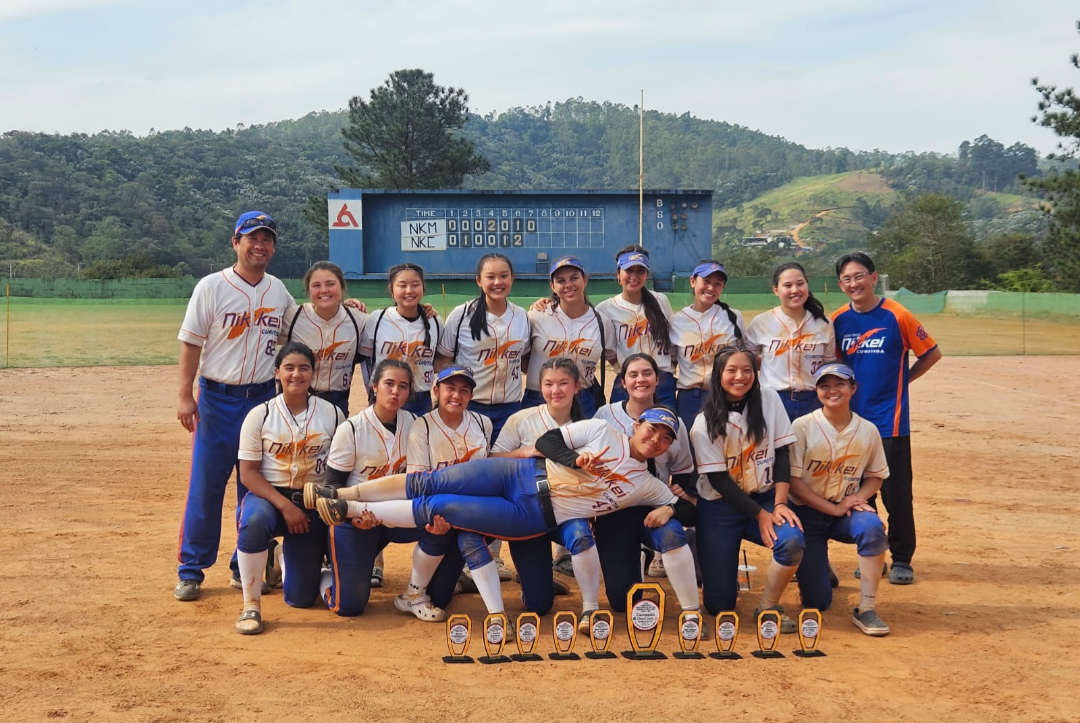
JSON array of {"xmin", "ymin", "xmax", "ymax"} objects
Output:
[{"xmin": 174, "ymin": 579, "xmax": 200, "ymax": 601}]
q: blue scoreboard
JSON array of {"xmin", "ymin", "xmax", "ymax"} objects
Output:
[{"xmin": 327, "ymin": 189, "xmax": 713, "ymax": 287}]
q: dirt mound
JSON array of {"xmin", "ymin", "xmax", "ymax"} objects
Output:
[{"xmin": 836, "ymin": 172, "xmax": 891, "ymax": 194}]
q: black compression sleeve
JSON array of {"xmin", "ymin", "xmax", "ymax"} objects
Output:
[
  {"xmin": 706, "ymin": 471, "xmax": 763, "ymax": 520},
  {"xmin": 535, "ymin": 429, "xmax": 581, "ymax": 469},
  {"xmin": 326, "ymin": 467, "xmax": 350, "ymax": 489},
  {"xmin": 671, "ymin": 472, "xmax": 698, "ymax": 498},
  {"xmin": 671, "ymin": 498, "xmax": 698, "ymax": 527},
  {"xmin": 773, "ymin": 445, "xmax": 791, "ymax": 484}
]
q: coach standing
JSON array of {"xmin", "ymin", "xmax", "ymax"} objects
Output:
[
  {"xmin": 173, "ymin": 212, "xmax": 297, "ymax": 601},
  {"xmin": 831, "ymin": 252, "xmax": 941, "ymax": 586}
]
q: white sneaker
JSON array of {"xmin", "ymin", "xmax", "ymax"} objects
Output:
[{"xmin": 647, "ymin": 556, "xmax": 666, "ymax": 578}]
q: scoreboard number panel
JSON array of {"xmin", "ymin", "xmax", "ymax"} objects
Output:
[{"xmin": 402, "ymin": 207, "xmax": 605, "ymax": 251}]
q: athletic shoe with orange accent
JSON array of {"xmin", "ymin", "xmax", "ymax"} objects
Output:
[
  {"xmin": 303, "ymin": 482, "xmax": 337, "ymax": 510},
  {"xmin": 316, "ymin": 497, "xmax": 348, "ymax": 526}
]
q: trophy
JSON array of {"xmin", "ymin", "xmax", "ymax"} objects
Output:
[
  {"xmin": 549, "ymin": 610, "xmax": 581, "ymax": 660},
  {"xmin": 793, "ymin": 609, "xmax": 826, "ymax": 658},
  {"xmin": 709, "ymin": 611, "xmax": 742, "ymax": 660},
  {"xmin": 752, "ymin": 609, "xmax": 785, "ymax": 659},
  {"xmin": 443, "ymin": 614, "xmax": 473, "ymax": 664},
  {"xmin": 478, "ymin": 613, "xmax": 511, "ymax": 664},
  {"xmin": 511, "ymin": 612, "xmax": 543, "ymax": 662},
  {"xmin": 621, "ymin": 582, "xmax": 666, "ymax": 660},
  {"xmin": 673, "ymin": 611, "xmax": 705, "ymax": 659},
  {"xmin": 584, "ymin": 610, "xmax": 617, "ymax": 659}
]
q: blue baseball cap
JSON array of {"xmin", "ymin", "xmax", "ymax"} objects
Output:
[
  {"xmin": 549, "ymin": 256, "xmax": 585, "ymax": 277},
  {"xmin": 638, "ymin": 406, "xmax": 679, "ymax": 436},
  {"xmin": 235, "ymin": 211, "xmax": 277, "ymax": 238},
  {"xmin": 814, "ymin": 362, "xmax": 856, "ymax": 384},
  {"xmin": 436, "ymin": 364, "xmax": 476, "ymax": 388},
  {"xmin": 692, "ymin": 261, "xmax": 727, "ymax": 281},
  {"xmin": 617, "ymin": 251, "xmax": 650, "ymax": 271}
]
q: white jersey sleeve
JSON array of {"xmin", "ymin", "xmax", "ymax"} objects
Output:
[
  {"xmin": 595, "ymin": 294, "xmax": 674, "ymax": 372},
  {"xmin": 747, "ymin": 308, "xmax": 836, "ymax": 392},
  {"xmin": 238, "ymin": 396, "xmax": 341, "ymax": 488},
  {"xmin": 436, "ymin": 301, "xmax": 529, "ymax": 404},
  {"xmin": 524, "ymin": 306, "xmax": 604, "ymax": 391},
  {"xmin": 791, "ymin": 410, "xmax": 890, "ymax": 502},
  {"xmin": 669, "ymin": 304, "xmax": 747, "ymax": 390},
  {"xmin": 328, "ymin": 407, "xmax": 414, "ymax": 485},
  {"xmin": 492, "ymin": 405, "xmax": 562, "ymax": 452},
  {"xmin": 406, "ymin": 410, "xmax": 491, "ymax": 472}
]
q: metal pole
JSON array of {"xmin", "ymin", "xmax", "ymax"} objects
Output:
[
  {"xmin": 1022, "ymin": 291, "xmax": 1026, "ymax": 356},
  {"xmin": 639, "ymin": 89, "xmax": 644, "ymax": 248},
  {"xmin": 5, "ymin": 283, "xmax": 10, "ymax": 368}
]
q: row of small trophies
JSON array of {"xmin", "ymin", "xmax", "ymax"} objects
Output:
[{"xmin": 444, "ymin": 582, "xmax": 825, "ymax": 663}]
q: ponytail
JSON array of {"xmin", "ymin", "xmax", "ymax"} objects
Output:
[
  {"xmin": 772, "ymin": 261, "xmax": 826, "ymax": 322},
  {"xmin": 470, "ymin": 253, "xmax": 514, "ymax": 341},
  {"xmin": 715, "ymin": 300, "xmax": 744, "ymax": 340}
]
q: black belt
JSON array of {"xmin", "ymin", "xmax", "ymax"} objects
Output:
[
  {"xmin": 201, "ymin": 377, "xmax": 275, "ymax": 399},
  {"xmin": 274, "ymin": 487, "xmax": 306, "ymax": 505},
  {"xmin": 535, "ymin": 473, "xmax": 557, "ymax": 531},
  {"xmin": 784, "ymin": 390, "xmax": 816, "ymax": 401},
  {"xmin": 313, "ymin": 389, "xmax": 350, "ymax": 403}
]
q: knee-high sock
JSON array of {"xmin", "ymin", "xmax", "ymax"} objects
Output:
[
  {"xmin": 470, "ymin": 561, "xmax": 505, "ymax": 614},
  {"xmin": 346, "ymin": 500, "xmax": 417, "ymax": 527},
  {"xmin": 572, "ymin": 547, "xmax": 601, "ymax": 611},
  {"xmin": 374, "ymin": 550, "xmax": 384, "ymax": 569},
  {"xmin": 337, "ymin": 474, "xmax": 408, "ymax": 501},
  {"xmin": 759, "ymin": 558, "xmax": 799, "ymax": 609},
  {"xmin": 859, "ymin": 552, "xmax": 886, "ymax": 611},
  {"xmin": 489, "ymin": 538, "xmax": 503, "ymax": 560},
  {"xmin": 407, "ymin": 545, "xmax": 444, "ymax": 596},
  {"xmin": 319, "ymin": 568, "xmax": 333, "ymax": 600},
  {"xmin": 661, "ymin": 546, "xmax": 700, "ymax": 610},
  {"xmin": 237, "ymin": 550, "xmax": 267, "ymax": 611}
]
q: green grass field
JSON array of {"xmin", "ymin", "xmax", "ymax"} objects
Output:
[{"xmin": 1, "ymin": 294, "xmax": 1077, "ymax": 368}]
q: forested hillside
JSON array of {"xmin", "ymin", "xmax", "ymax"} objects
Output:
[{"xmin": 0, "ymin": 98, "xmax": 1041, "ymax": 278}]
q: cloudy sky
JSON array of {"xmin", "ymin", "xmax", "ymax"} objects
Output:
[{"xmin": 1, "ymin": 0, "xmax": 1077, "ymax": 156}]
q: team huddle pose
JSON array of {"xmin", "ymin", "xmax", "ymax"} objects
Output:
[{"xmin": 174, "ymin": 212, "xmax": 941, "ymax": 641}]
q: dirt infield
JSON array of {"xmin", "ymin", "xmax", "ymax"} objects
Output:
[{"xmin": 1, "ymin": 357, "xmax": 1078, "ymax": 722}]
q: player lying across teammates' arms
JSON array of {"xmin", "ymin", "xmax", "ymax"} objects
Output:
[
  {"xmin": 789, "ymin": 362, "xmax": 892, "ymax": 636},
  {"xmin": 689, "ymin": 344, "xmax": 806, "ymax": 631},
  {"xmin": 304, "ymin": 407, "xmax": 702, "ymax": 631},
  {"xmin": 669, "ymin": 260, "xmax": 746, "ymax": 434},
  {"xmin": 232, "ymin": 342, "xmax": 345, "ymax": 634}
]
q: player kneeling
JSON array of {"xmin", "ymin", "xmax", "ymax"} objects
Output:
[{"xmin": 790, "ymin": 363, "xmax": 892, "ymax": 637}]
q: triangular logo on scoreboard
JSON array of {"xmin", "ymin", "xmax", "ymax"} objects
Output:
[{"xmin": 328, "ymin": 200, "xmax": 362, "ymax": 230}]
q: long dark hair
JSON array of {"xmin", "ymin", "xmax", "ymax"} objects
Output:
[
  {"xmin": 619, "ymin": 353, "xmax": 660, "ymax": 406},
  {"xmin": 702, "ymin": 345, "xmax": 766, "ymax": 446},
  {"xmin": 469, "ymin": 253, "xmax": 515, "ymax": 341},
  {"xmin": 368, "ymin": 358, "xmax": 414, "ymax": 406},
  {"xmin": 615, "ymin": 244, "xmax": 670, "ymax": 353},
  {"xmin": 388, "ymin": 262, "xmax": 433, "ymax": 348},
  {"xmin": 549, "ymin": 261, "xmax": 593, "ymax": 311},
  {"xmin": 274, "ymin": 342, "xmax": 316, "ymax": 396},
  {"xmin": 539, "ymin": 357, "xmax": 585, "ymax": 422},
  {"xmin": 772, "ymin": 261, "xmax": 826, "ymax": 322},
  {"xmin": 694, "ymin": 258, "xmax": 743, "ymax": 340}
]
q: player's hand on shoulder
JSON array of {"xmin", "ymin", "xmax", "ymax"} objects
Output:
[
  {"xmin": 281, "ymin": 500, "xmax": 310, "ymax": 535},
  {"xmin": 530, "ymin": 297, "xmax": 553, "ymax": 313},
  {"xmin": 344, "ymin": 298, "xmax": 367, "ymax": 313},
  {"xmin": 177, "ymin": 396, "xmax": 199, "ymax": 432},
  {"xmin": 421, "ymin": 303, "xmax": 438, "ymax": 319}
]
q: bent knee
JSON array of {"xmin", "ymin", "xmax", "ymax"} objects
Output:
[{"xmin": 772, "ymin": 527, "xmax": 805, "ymax": 566}]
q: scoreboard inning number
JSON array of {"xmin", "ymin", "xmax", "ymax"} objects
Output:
[{"xmin": 402, "ymin": 207, "xmax": 605, "ymax": 251}]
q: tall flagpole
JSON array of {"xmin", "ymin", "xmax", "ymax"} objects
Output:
[{"xmin": 639, "ymin": 90, "xmax": 644, "ymax": 248}]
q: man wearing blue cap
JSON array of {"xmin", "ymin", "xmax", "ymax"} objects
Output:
[{"xmin": 173, "ymin": 212, "xmax": 298, "ymax": 601}]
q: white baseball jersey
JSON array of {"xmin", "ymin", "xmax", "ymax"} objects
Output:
[
  {"xmin": 327, "ymin": 406, "xmax": 415, "ymax": 486},
  {"xmin": 525, "ymin": 306, "xmax": 604, "ymax": 391},
  {"xmin": 791, "ymin": 409, "xmax": 889, "ymax": 503},
  {"xmin": 690, "ymin": 388, "xmax": 795, "ymax": 500},
  {"xmin": 178, "ymin": 267, "xmax": 297, "ymax": 384},
  {"xmin": 746, "ymin": 309, "xmax": 836, "ymax": 392},
  {"xmin": 438, "ymin": 301, "xmax": 529, "ymax": 405},
  {"xmin": 593, "ymin": 402, "xmax": 694, "ymax": 482},
  {"xmin": 669, "ymin": 304, "xmax": 747, "ymax": 390},
  {"xmin": 407, "ymin": 409, "xmax": 492, "ymax": 473},
  {"xmin": 493, "ymin": 405, "xmax": 565, "ymax": 452},
  {"xmin": 282, "ymin": 304, "xmax": 367, "ymax": 392},
  {"xmin": 546, "ymin": 419, "xmax": 678, "ymax": 524},
  {"xmin": 238, "ymin": 395, "xmax": 344, "ymax": 489},
  {"xmin": 596, "ymin": 293, "xmax": 675, "ymax": 372},
  {"xmin": 360, "ymin": 307, "xmax": 442, "ymax": 393}
]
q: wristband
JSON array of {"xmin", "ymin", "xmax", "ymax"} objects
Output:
[{"xmin": 775, "ymin": 501, "xmax": 788, "ymax": 508}]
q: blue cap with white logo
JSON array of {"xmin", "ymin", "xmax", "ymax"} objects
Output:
[
  {"xmin": 549, "ymin": 256, "xmax": 585, "ymax": 277},
  {"xmin": 692, "ymin": 261, "xmax": 727, "ymax": 281},
  {"xmin": 637, "ymin": 406, "xmax": 679, "ymax": 435},
  {"xmin": 234, "ymin": 211, "xmax": 277, "ymax": 238},
  {"xmin": 436, "ymin": 364, "xmax": 476, "ymax": 388},
  {"xmin": 813, "ymin": 362, "xmax": 856, "ymax": 384},
  {"xmin": 617, "ymin": 251, "xmax": 650, "ymax": 271}
]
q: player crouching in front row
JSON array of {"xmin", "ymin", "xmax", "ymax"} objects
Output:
[{"xmin": 789, "ymin": 363, "xmax": 892, "ymax": 636}]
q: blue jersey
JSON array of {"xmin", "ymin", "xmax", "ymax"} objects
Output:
[{"xmin": 831, "ymin": 297, "xmax": 937, "ymax": 438}]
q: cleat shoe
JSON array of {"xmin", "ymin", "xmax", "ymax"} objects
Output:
[
  {"xmin": 495, "ymin": 558, "xmax": 513, "ymax": 582},
  {"xmin": 578, "ymin": 610, "xmax": 593, "ymax": 633},
  {"xmin": 231, "ymin": 574, "xmax": 270, "ymax": 595},
  {"xmin": 235, "ymin": 608, "xmax": 264, "ymax": 635},
  {"xmin": 754, "ymin": 605, "xmax": 797, "ymax": 634},
  {"xmin": 394, "ymin": 593, "xmax": 446, "ymax": 622},
  {"xmin": 647, "ymin": 556, "xmax": 667, "ymax": 578},
  {"xmin": 370, "ymin": 566, "xmax": 384, "ymax": 588},
  {"xmin": 316, "ymin": 497, "xmax": 348, "ymax": 526},
  {"xmin": 853, "ymin": 607, "xmax": 891, "ymax": 636},
  {"xmin": 174, "ymin": 579, "xmax": 200, "ymax": 602},
  {"xmin": 265, "ymin": 539, "xmax": 283, "ymax": 589},
  {"xmin": 303, "ymin": 482, "xmax": 337, "ymax": 510}
]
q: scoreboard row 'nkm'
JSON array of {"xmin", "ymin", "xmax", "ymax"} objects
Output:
[{"xmin": 327, "ymin": 189, "xmax": 713, "ymax": 287}]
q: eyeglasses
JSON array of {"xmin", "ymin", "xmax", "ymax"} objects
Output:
[
  {"xmin": 237, "ymin": 216, "xmax": 277, "ymax": 234},
  {"xmin": 839, "ymin": 272, "xmax": 871, "ymax": 286}
]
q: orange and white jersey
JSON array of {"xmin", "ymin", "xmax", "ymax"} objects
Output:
[
  {"xmin": 493, "ymin": 404, "xmax": 565, "ymax": 452},
  {"xmin": 690, "ymin": 388, "xmax": 795, "ymax": 499},
  {"xmin": 593, "ymin": 402, "xmax": 694, "ymax": 482},
  {"xmin": 596, "ymin": 293, "xmax": 675, "ymax": 372},
  {"xmin": 282, "ymin": 304, "xmax": 366, "ymax": 393},
  {"xmin": 327, "ymin": 406, "xmax": 414, "ymax": 486},
  {"xmin": 178, "ymin": 267, "xmax": 297, "ymax": 385},
  {"xmin": 525, "ymin": 306, "xmax": 603, "ymax": 391},
  {"xmin": 438, "ymin": 301, "xmax": 529, "ymax": 404},
  {"xmin": 238, "ymin": 395, "xmax": 344, "ymax": 489},
  {"xmin": 791, "ymin": 409, "xmax": 889, "ymax": 503},
  {"xmin": 746, "ymin": 308, "xmax": 836, "ymax": 392},
  {"xmin": 669, "ymin": 304, "xmax": 747, "ymax": 390},
  {"xmin": 407, "ymin": 409, "xmax": 492, "ymax": 473},
  {"xmin": 360, "ymin": 307, "xmax": 442, "ymax": 393},
  {"xmin": 546, "ymin": 419, "xmax": 677, "ymax": 524}
]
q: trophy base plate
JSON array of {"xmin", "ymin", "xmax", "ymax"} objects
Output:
[
  {"xmin": 621, "ymin": 650, "xmax": 667, "ymax": 660},
  {"xmin": 709, "ymin": 651, "xmax": 743, "ymax": 660},
  {"xmin": 751, "ymin": 650, "xmax": 785, "ymax": 659},
  {"xmin": 585, "ymin": 651, "xmax": 617, "ymax": 659},
  {"xmin": 442, "ymin": 655, "xmax": 474, "ymax": 664},
  {"xmin": 511, "ymin": 653, "xmax": 543, "ymax": 662},
  {"xmin": 479, "ymin": 655, "xmax": 511, "ymax": 664},
  {"xmin": 548, "ymin": 652, "xmax": 581, "ymax": 661},
  {"xmin": 793, "ymin": 649, "xmax": 826, "ymax": 658},
  {"xmin": 674, "ymin": 651, "xmax": 705, "ymax": 659}
]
